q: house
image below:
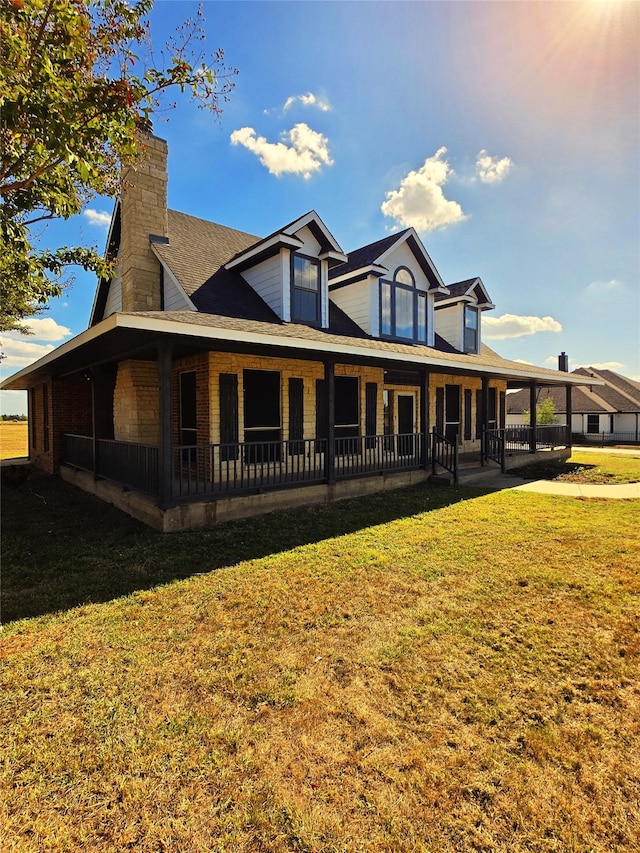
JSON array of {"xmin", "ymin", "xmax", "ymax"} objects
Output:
[
  {"xmin": 1, "ymin": 133, "xmax": 596, "ymax": 531},
  {"xmin": 507, "ymin": 365, "xmax": 640, "ymax": 443}
]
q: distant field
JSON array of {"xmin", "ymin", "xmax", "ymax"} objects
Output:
[{"xmin": 0, "ymin": 421, "xmax": 28, "ymax": 460}]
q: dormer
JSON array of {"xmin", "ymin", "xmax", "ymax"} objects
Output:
[
  {"xmin": 224, "ymin": 211, "xmax": 347, "ymax": 328},
  {"xmin": 328, "ymin": 228, "xmax": 449, "ymax": 346},
  {"xmin": 434, "ymin": 277, "xmax": 495, "ymax": 354}
]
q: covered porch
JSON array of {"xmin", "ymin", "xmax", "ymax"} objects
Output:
[{"xmin": 2, "ymin": 312, "xmax": 586, "ymax": 530}]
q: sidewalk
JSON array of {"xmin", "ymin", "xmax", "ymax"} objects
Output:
[
  {"xmin": 513, "ymin": 480, "xmax": 640, "ymax": 499},
  {"xmin": 455, "ymin": 464, "xmax": 640, "ymax": 499}
]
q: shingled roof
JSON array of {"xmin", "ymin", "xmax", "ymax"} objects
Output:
[
  {"xmin": 328, "ymin": 231, "xmax": 410, "ymax": 278},
  {"xmin": 507, "ymin": 368, "xmax": 640, "ymax": 414}
]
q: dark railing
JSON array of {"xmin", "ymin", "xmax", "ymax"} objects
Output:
[
  {"xmin": 334, "ymin": 433, "xmax": 423, "ymax": 478},
  {"xmin": 483, "ymin": 427, "xmax": 506, "ymax": 472},
  {"xmin": 62, "ymin": 435, "xmax": 158, "ymax": 495},
  {"xmin": 503, "ymin": 424, "xmax": 569, "ymax": 450},
  {"xmin": 173, "ymin": 438, "xmax": 327, "ymax": 498},
  {"xmin": 63, "ymin": 434, "xmax": 94, "ymax": 471},
  {"xmin": 97, "ymin": 439, "xmax": 159, "ymax": 495},
  {"xmin": 432, "ymin": 428, "xmax": 458, "ymax": 484},
  {"xmin": 63, "ymin": 432, "xmax": 428, "ymax": 502}
]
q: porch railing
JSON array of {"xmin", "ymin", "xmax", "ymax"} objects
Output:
[
  {"xmin": 172, "ymin": 438, "xmax": 327, "ymax": 498},
  {"xmin": 62, "ymin": 431, "xmax": 429, "ymax": 502},
  {"xmin": 482, "ymin": 427, "xmax": 506, "ymax": 471},
  {"xmin": 63, "ymin": 434, "xmax": 94, "ymax": 472},
  {"xmin": 431, "ymin": 428, "xmax": 458, "ymax": 484},
  {"xmin": 334, "ymin": 433, "xmax": 423, "ymax": 479},
  {"xmin": 501, "ymin": 423, "xmax": 569, "ymax": 450},
  {"xmin": 62, "ymin": 434, "xmax": 159, "ymax": 495},
  {"xmin": 97, "ymin": 439, "xmax": 159, "ymax": 495}
]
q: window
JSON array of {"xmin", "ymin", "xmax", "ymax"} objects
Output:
[
  {"xmin": 380, "ymin": 267, "xmax": 427, "ymax": 343},
  {"xmin": 292, "ymin": 254, "xmax": 320, "ymax": 324},
  {"xmin": 587, "ymin": 414, "xmax": 599, "ymax": 434},
  {"xmin": 464, "ymin": 306, "xmax": 479, "ymax": 352},
  {"xmin": 243, "ymin": 369, "xmax": 281, "ymax": 461},
  {"xmin": 335, "ymin": 376, "xmax": 359, "ymax": 438}
]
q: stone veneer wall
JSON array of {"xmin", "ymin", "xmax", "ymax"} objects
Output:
[
  {"xmin": 113, "ymin": 360, "xmax": 159, "ymax": 444},
  {"xmin": 428, "ymin": 373, "xmax": 507, "ymax": 454},
  {"xmin": 119, "ymin": 134, "xmax": 168, "ymax": 312}
]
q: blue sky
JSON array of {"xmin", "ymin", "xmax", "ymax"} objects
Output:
[{"xmin": 2, "ymin": 0, "xmax": 639, "ymax": 414}]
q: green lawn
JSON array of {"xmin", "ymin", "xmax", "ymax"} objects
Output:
[
  {"xmin": 2, "ymin": 470, "xmax": 639, "ymax": 852},
  {"xmin": 510, "ymin": 449, "xmax": 640, "ymax": 484}
]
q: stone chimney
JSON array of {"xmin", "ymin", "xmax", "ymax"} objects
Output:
[
  {"xmin": 558, "ymin": 352, "xmax": 569, "ymax": 372},
  {"xmin": 119, "ymin": 133, "xmax": 169, "ymax": 312}
]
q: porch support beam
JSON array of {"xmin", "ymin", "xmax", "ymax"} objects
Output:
[
  {"xmin": 325, "ymin": 359, "xmax": 335, "ymax": 485},
  {"xmin": 481, "ymin": 376, "xmax": 489, "ymax": 465},
  {"xmin": 420, "ymin": 369, "xmax": 430, "ymax": 468},
  {"xmin": 158, "ymin": 340, "xmax": 173, "ymax": 507},
  {"xmin": 529, "ymin": 381, "xmax": 537, "ymax": 452},
  {"xmin": 565, "ymin": 383, "xmax": 573, "ymax": 449}
]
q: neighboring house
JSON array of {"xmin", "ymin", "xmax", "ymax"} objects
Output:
[
  {"xmin": 1, "ymin": 134, "xmax": 596, "ymax": 530},
  {"xmin": 507, "ymin": 367, "xmax": 640, "ymax": 442}
]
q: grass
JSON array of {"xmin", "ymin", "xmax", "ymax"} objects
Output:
[
  {"xmin": 510, "ymin": 449, "xmax": 640, "ymax": 485},
  {"xmin": 2, "ymin": 471, "xmax": 639, "ymax": 851},
  {"xmin": 0, "ymin": 421, "xmax": 28, "ymax": 460}
]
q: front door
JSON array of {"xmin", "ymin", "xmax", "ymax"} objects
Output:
[{"xmin": 398, "ymin": 394, "xmax": 414, "ymax": 456}]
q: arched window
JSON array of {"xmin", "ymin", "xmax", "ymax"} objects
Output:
[
  {"xmin": 393, "ymin": 266, "xmax": 414, "ymax": 286},
  {"xmin": 380, "ymin": 266, "xmax": 427, "ymax": 343}
]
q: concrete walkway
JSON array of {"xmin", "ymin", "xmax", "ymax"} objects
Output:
[{"xmin": 512, "ymin": 480, "xmax": 640, "ymax": 499}]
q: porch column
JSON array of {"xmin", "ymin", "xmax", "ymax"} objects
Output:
[
  {"xmin": 325, "ymin": 359, "xmax": 335, "ymax": 484},
  {"xmin": 158, "ymin": 340, "xmax": 173, "ymax": 508},
  {"xmin": 480, "ymin": 376, "xmax": 489, "ymax": 465},
  {"xmin": 565, "ymin": 383, "xmax": 573, "ymax": 449},
  {"xmin": 420, "ymin": 369, "xmax": 430, "ymax": 468},
  {"xmin": 529, "ymin": 381, "xmax": 537, "ymax": 453}
]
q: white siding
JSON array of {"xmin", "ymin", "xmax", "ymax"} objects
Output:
[
  {"xmin": 382, "ymin": 243, "xmax": 429, "ymax": 292},
  {"xmin": 163, "ymin": 266, "xmax": 194, "ymax": 311},
  {"xmin": 104, "ymin": 269, "xmax": 122, "ymax": 317},
  {"xmin": 241, "ymin": 252, "xmax": 285, "ymax": 319},
  {"xmin": 329, "ymin": 278, "xmax": 375, "ymax": 335},
  {"xmin": 295, "ymin": 225, "xmax": 322, "ymax": 257},
  {"xmin": 434, "ymin": 303, "xmax": 464, "ymax": 350}
]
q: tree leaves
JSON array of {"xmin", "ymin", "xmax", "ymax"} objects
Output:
[{"xmin": 0, "ymin": 0, "xmax": 238, "ymax": 332}]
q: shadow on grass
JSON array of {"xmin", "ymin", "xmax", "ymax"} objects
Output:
[
  {"xmin": 1, "ymin": 469, "xmax": 491, "ymax": 624},
  {"xmin": 507, "ymin": 460, "xmax": 597, "ymax": 481}
]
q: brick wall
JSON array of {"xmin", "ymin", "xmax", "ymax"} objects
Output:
[
  {"xmin": 172, "ymin": 354, "xmax": 210, "ymax": 446},
  {"xmin": 29, "ymin": 377, "xmax": 93, "ymax": 473}
]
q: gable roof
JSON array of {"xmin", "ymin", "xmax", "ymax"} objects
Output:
[
  {"xmin": 435, "ymin": 276, "xmax": 494, "ymax": 309},
  {"xmin": 329, "ymin": 228, "xmax": 448, "ymax": 292},
  {"xmin": 149, "ymin": 211, "xmax": 281, "ymax": 322},
  {"xmin": 507, "ymin": 367, "xmax": 640, "ymax": 415}
]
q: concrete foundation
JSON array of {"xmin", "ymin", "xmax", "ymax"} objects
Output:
[{"xmin": 60, "ymin": 465, "xmax": 430, "ymax": 532}]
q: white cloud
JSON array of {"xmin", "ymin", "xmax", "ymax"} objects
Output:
[
  {"xmin": 3, "ymin": 318, "xmax": 73, "ymax": 342},
  {"xmin": 230, "ymin": 123, "xmax": 333, "ymax": 179},
  {"xmin": 1, "ymin": 319, "xmax": 72, "ymax": 368},
  {"xmin": 475, "ymin": 150, "xmax": 513, "ymax": 184},
  {"xmin": 0, "ymin": 338, "xmax": 57, "ymax": 368},
  {"xmin": 83, "ymin": 209, "xmax": 112, "ymax": 227},
  {"xmin": 283, "ymin": 92, "xmax": 330, "ymax": 112},
  {"xmin": 380, "ymin": 148, "xmax": 466, "ymax": 232},
  {"xmin": 585, "ymin": 279, "xmax": 623, "ymax": 293},
  {"xmin": 483, "ymin": 314, "xmax": 562, "ymax": 340}
]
